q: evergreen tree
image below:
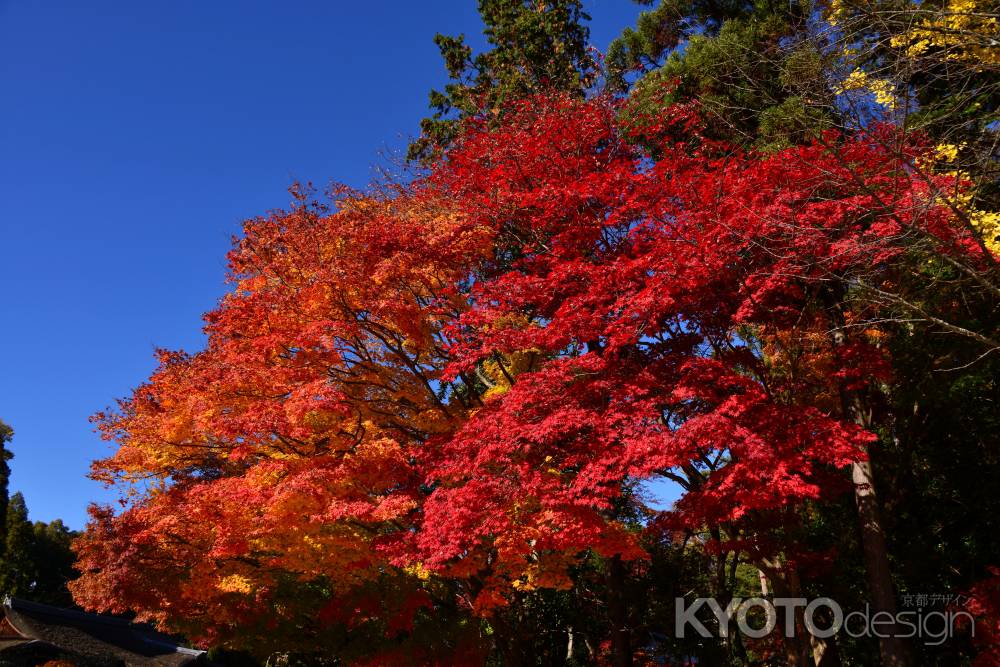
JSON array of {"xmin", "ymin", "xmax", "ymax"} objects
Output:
[
  {"xmin": 409, "ymin": 0, "xmax": 597, "ymax": 161},
  {"xmin": 31, "ymin": 519, "xmax": 78, "ymax": 606},
  {"xmin": 2, "ymin": 492, "xmax": 36, "ymax": 597},
  {"xmin": 608, "ymin": 0, "xmax": 834, "ymax": 149},
  {"xmin": 0, "ymin": 422, "xmax": 80, "ymax": 606},
  {"xmin": 0, "ymin": 421, "xmax": 13, "ymax": 555}
]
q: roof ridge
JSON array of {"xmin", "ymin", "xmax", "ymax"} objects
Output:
[
  {"xmin": 4, "ymin": 596, "xmax": 134, "ymax": 629},
  {"xmin": 1, "ymin": 597, "xmax": 207, "ymax": 663}
]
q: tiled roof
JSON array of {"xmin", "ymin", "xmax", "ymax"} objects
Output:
[{"xmin": 0, "ymin": 597, "xmax": 206, "ymax": 666}]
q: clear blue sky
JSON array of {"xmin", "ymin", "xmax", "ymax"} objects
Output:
[{"xmin": 0, "ymin": 1, "xmax": 658, "ymax": 529}]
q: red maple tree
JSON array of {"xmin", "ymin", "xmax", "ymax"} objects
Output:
[{"xmin": 73, "ymin": 93, "xmax": 992, "ymax": 663}]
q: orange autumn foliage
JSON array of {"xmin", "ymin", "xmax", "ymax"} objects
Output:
[{"xmin": 72, "ymin": 186, "xmax": 491, "ymax": 657}]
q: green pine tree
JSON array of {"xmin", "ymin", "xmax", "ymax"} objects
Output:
[
  {"xmin": 608, "ymin": 0, "xmax": 834, "ymax": 150},
  {"xmin": 0, "ymin": 422, "xmax": 78, "ymax": 605},
  {"xmin": 0, "ymin": 421, "xmax": 13, "ymax": 554},
  {"xmin": 2, "ymin": 492, "xmax": 37, "ymax": 597},
  {"xmin": 409, "ymin": 0, "xmax": 597, "ymax": 161},
  {"xmin": 30, "ymin": 519, "xmax": 78, "ymax": 606}
]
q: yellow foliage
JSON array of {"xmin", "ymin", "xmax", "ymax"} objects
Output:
[
  {"xmin": 827, "ymin": 0, "xmax": 848, "ymax": 25},
  {"xmin": 890, "ymin": 0, "xmax": 1000, "ymax": 66},
  {"xmin": 835, "ymin": 69, "xmax": 899, "ymax": 109},
  {"xmin": 404, "ymin": 562, "xmax": 432, "ymax": 581},
  {"xmin": 480, "ymin": 349, "xmax": 540, "ymax": 400},
  {"xmin": 217, "ymin": 574, "xmax": 255, "ymax": 595},
  {"xmin": 970, "ymin": 209, "xmax": 1000, "ymax": 254},
  {"xmin": 920, "ymin": 143, "xmax": 1000, "ymax": 255},
  {"xmin": 929, "ymin": 142, "xmax": 964, "ymax": 164}
]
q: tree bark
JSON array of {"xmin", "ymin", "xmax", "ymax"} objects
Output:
[
  {"xmin": 761, "ymin": 557, "xmax": 811, "ymax": 667},
  {"xmin": 851, "ymin": 457, "xmax": 910, "ymax": 666},
  {"xmin": 825, "ymin": 290, "xmax": 911, "ymax": 667}
]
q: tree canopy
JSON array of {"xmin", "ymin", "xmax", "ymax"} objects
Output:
[{"xmin": 69, "ymin": 2, "xmax": 1000, "ymax": 665}]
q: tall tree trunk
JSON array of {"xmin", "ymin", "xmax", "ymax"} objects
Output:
[
  {"xmin": 811, "ymin": 626, "xmax": 842, "ymax": 667},
  {"xmin": 825, "ymin": 291, "xmax": 910, "ymax": 667},
  {"xmin": 607, "ymin": 555, "xmax": 632, "ymax": 667},
  {"xmin": 851, "ymin": 456, "xmax": 909, "ymax": 666},
  {"xmin": 761, "ymin": 557, "xmax": 811, "ymax": 667},
  {"xmin": 760, "ymin": 555, "xmax": 843, "ymax": 667}
]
